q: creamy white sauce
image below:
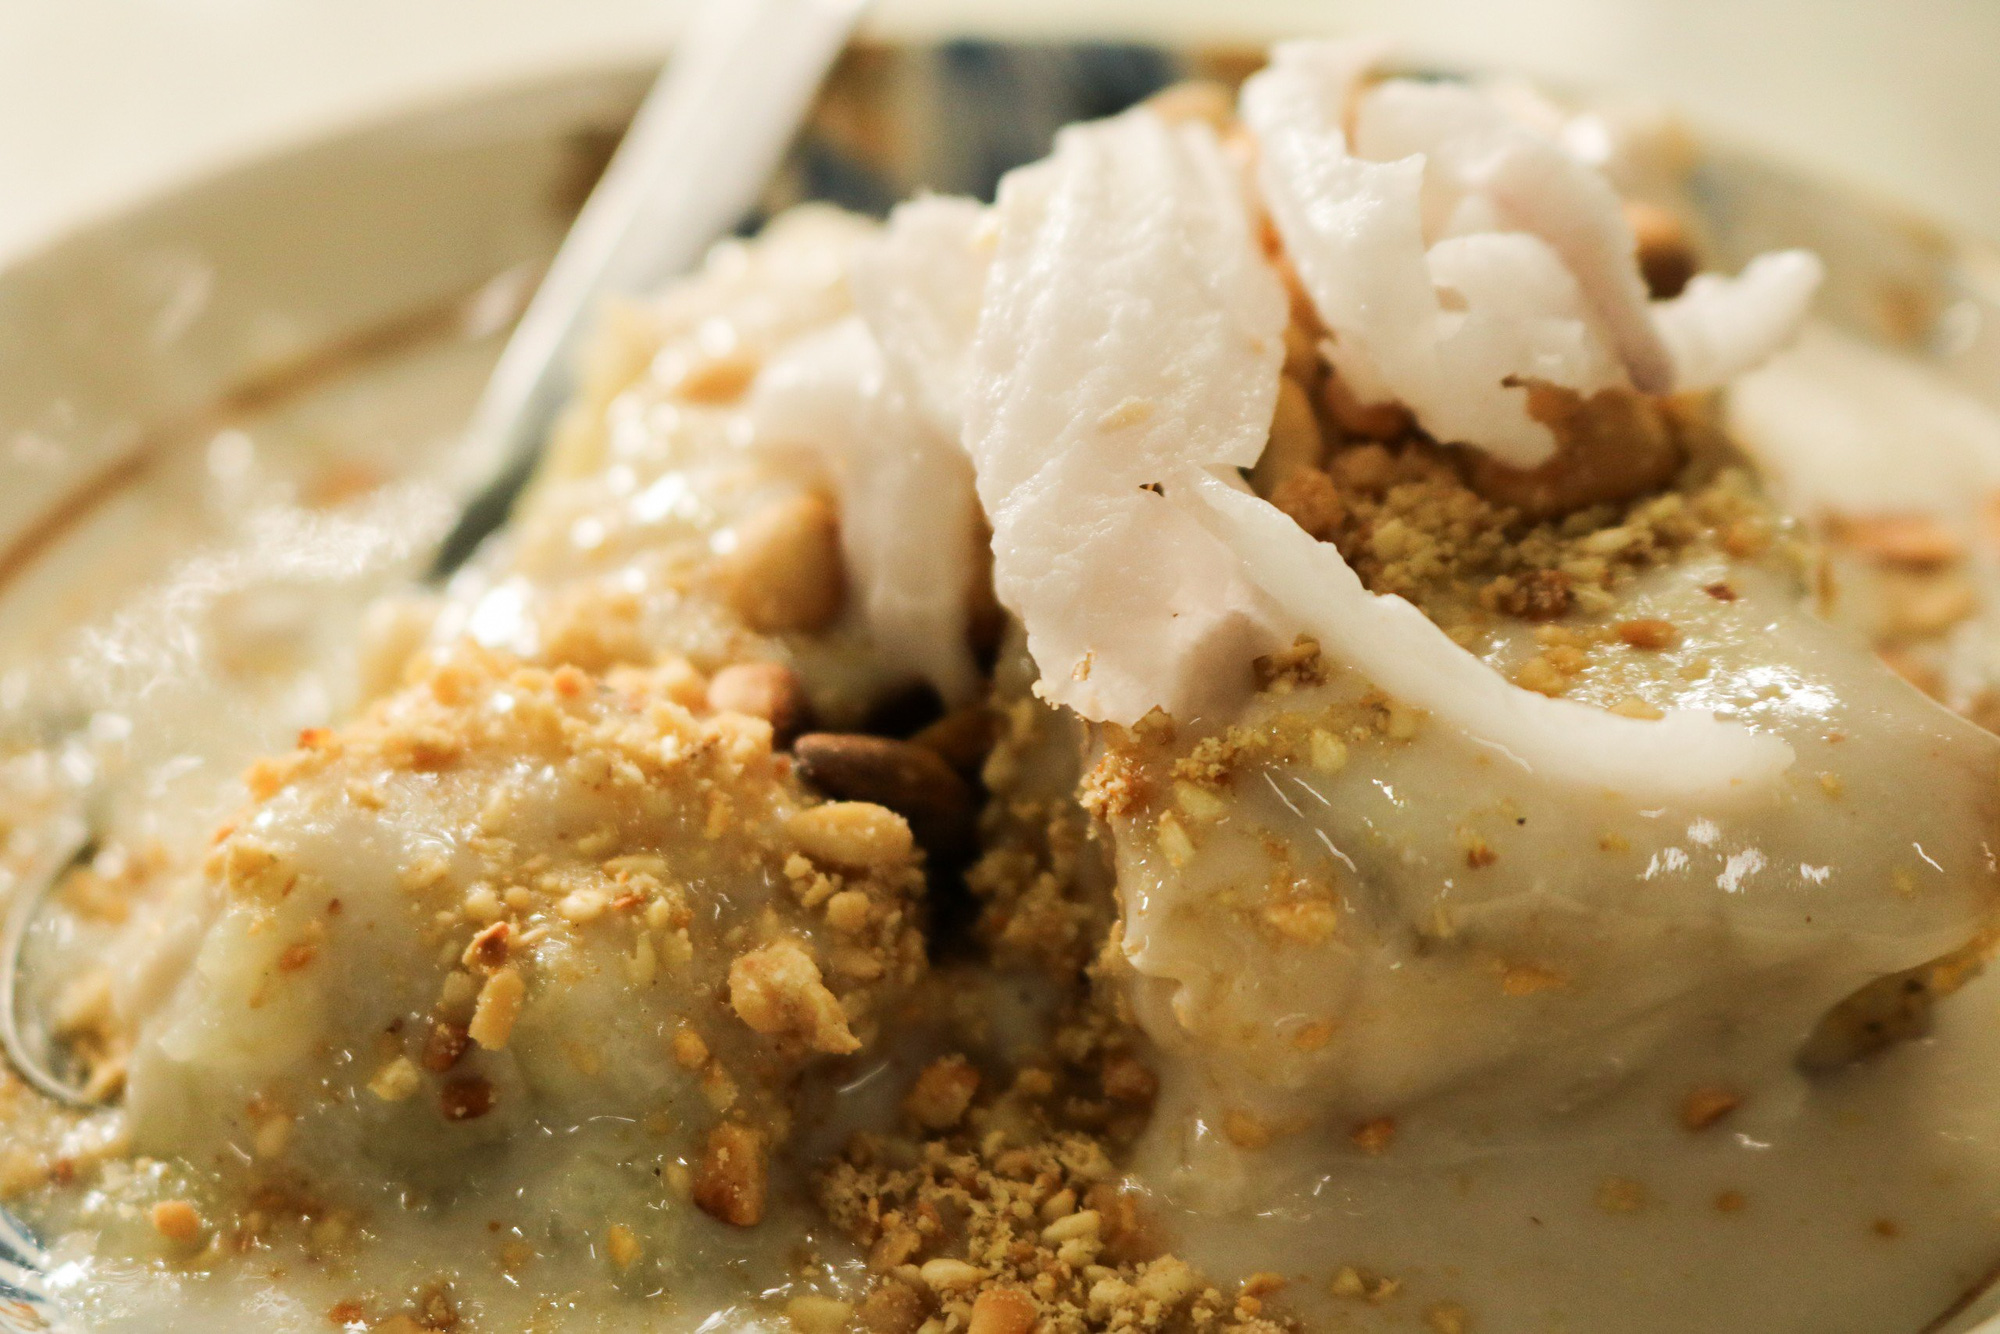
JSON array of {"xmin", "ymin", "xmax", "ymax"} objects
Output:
[
  {"xmin": 1119, "ymin": 553, "xmax": 1999, "ymax": 1133},
  {"xmin": 1150, "ymin": 982, "xmax": 2000, "ymax": 1332},
  {"xmin": 1119, "ymin": 366, "xmax": 2000, "ymax": 1331},
  {"xmin": 1732, "ymin": 324, "xmax": 2000, "ymax": 719},
  {"xmin": 5, "ymin": 217, "xmax": 927, "ymax": 1334},
  {"xmin": 9, "ymin": 192, "xmax": 2000, "ymax": 1334}
]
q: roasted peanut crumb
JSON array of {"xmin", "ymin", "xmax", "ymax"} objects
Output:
[
  {"xmin": 150, "ymin": 1199, "xmax": 204, "ymax": 1246},
  {"xmin": 904, "ymin": 1056, "xmax": 981, "ymax": 1130},
  {"xmin": 605, "ymin": 1223, "xmax": 643, "ymax": 1270},
  {"xmin": 1679, "ymin": 1085, "xmax": 1742, "ymax": 1132},
  {"xmin": 729, "ymin": 940, "xmax": 860, "ymax": 1055},
  {"xmin": 694, "ymin": 1123, "xmax": 768, "ymax": 1228},
  {"xmin": 1350, "ymin": 1117, "xmax": 1396, "ymax": 1156}
]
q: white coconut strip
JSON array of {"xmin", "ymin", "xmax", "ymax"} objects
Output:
[
  {"xmin": 1358, "ymin": 78, "xmax": 1677, "ymax": 395},
  {"xmin": 963, "ymin": 108, "xmax": 1288, "ymax": 723},
  {"xmin": 1427, "ymin": 232, "xmax": 1627, "ymax": 401},
  {"xmin": 1183, "ymin": 470, "xmax": 1795, "ymax": 799},
  {"xmin": 1654, "ymin": 250, "xmax": 1825, "ymax": 393},
  {"xmin": 751, "ymin": 318, "xmax": 981, "ymax": 703},
  {"xmin": 1248, "ymin": 40, "xmax": 1820, "ymax": 465},
  {"xmin": 851, "ymin": 194, "xmax": 992, "ymax": 439},
  {"xmin": 1241, "ymin": 43, "xmax": 1439, "ymax": 414},
  {"xmin": 1245, "ymin": 47, "xmax": 1566, "ymax": 467},
  {"xmin": 1426, "ymin": 232, "xmax": 1590, "ymax": 321},
  {"xmin": 1356, "ymin": 76, "xmax": 1821, "ymax": 394}
]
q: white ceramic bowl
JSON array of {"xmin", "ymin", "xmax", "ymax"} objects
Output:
[{"xmin": 3, "ymin": 39, "xmax": 2000, "ymax": 1334}]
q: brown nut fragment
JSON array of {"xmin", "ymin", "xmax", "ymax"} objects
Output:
[
  {"xmin": 439, "ymin": 1075, "xmax": 494, "ymax": 1122},
  {"xmin": 786, "ymin": 801, "xmax": 915, "ymax": 871},
  {"xmin": 669, "ymin": 350, "xmax": 761, "ymax": 404},
  {"xmin": 671, "ymin": 1026, "xmax": 711, "ymax": 1070},
  {"xmin": 1101, "ymin": 1053, "xmax": 1159, "ymax": 1105},
  {"xmin": 1222, "ymin": 1109, "xmax": 1273, "ymax": 1150},
  {"xmin": 1143, "ymin": 79, "xmax": 1235, "ymax": 129},
  {"xmin": 150, "ymin": 1199, "xmax": 204, "ymax": 1245},
  {"xmin": 729, "ymin": 940, "xmax": 861, "ymax": 1055},
  {"xmin": 414, "ymin": 1287, "xmax": 460, "ymax": 1330},
  {"xmin": 919, "ymin": 1258, "xmax": 986, "ymax": 1292},
  {"xmin": 1616, "ymin": 618, "xmax": 1680, "ymax": 650},
  {"xmin": 1427, "ymin": 1301, "xmax": 1472, "ymax": 1334},
  {"xmin": 461, "ymin": 921, "xmax": 511, "ymax": 972},
  {"xmin": 1351, "ymin": 1116, "xmax": 1396, "ymax": 1155},
  {"xmin": 903, "ymin": 1055, "xmax": 981, "ymax": 1130},
  {"xmin": 785, "ymin": 1295, "xmax": 857, "ymax": 1334},
  {"xmin": 1268, "ymin": 467, "xmax": 1345, "ymax": 542},
  {"xmin": 694, "ymin": 1122, "xmax": 768, "ymax": 1227},
  {"xmin": 1327, "ymin": 441, "xmax": 1396, "ymax": 493},
  {"xmin": 605, "ymin": 1222, "xmax": 644, "ymax": 1270},
  {"xmin": 1491, "ymin": 568, "xmax": 1574, "ymax": 621},
  {"xmin": 793, "ymin": 733, "xmax": 973, "ymax": 863},
  {"xmin": 856, "ymin": 1279, "xmax": 929, "ymax": 1334},
  {"xmin": 467, "ymin": 967, "xmax": 526, "ymax": 1051},
  {"xmin": 718, "ymin": 493, "xmax": 845, "ymax": 634},
  {"xmin": 1321, "ymin": 370, "xmax": 1415, "ymax": 441},
  {"xmin": 1680, "ymin": 1085, "xmax": 1743, "ymax": 1131},
  {"xmin": 368, "ymin": 1055, "xmax": 422, "ymax": 1103},
  {"xmin": 784, "ymin": 1296, "xmax": 856, "ymax": 1334},
  {"xmin": 707, "ymin": 661, "xmax": 810, "ymax": 741},
  {"xmin": 422, "ymin": 1019, "xmax": 472, "ymax": 1073},
  {"xmin": 912, "ymin": 705, "xmax": 998, "ymax": 777},
  {"xmin": 1625, "ymin": 199, "xmax": 1698, "ymax": 300},
  {"xmin": 1464, "ymin": 385, "xmax": 1684, "ymax": 521},
  {"xmin": 968, "ymin": 1288, "xmax": 1039, "ymax": 1334}
]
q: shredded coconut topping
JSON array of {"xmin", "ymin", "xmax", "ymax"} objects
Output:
[
  {"xmin": 961, "ymin": 108, "xmax": 1290, "ymax": 724},
  {"xmin": 853, "ymin": 194, "xmax": 992, "ymax": 439},
  {"xmin": 770, "ymin": 45, "xmax": 1815, "ymax": 792},
  {"xmin": 751, "ymin": 316, "xmax": 983, "ymax": 705},
  {"xmin": 1244, "ymin": 39, "xmax": 1821, "ymax": 467}
]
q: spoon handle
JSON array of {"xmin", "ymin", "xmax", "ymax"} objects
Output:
[{"xmin": 429, "ymin": 0, "xmax": 872, "ymax": 578}]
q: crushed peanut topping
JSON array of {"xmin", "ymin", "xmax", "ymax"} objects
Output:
[
  {"xmin": 819, "ymin": 1122, "xmax": 1290, "ymax": 1334},
  {"xmin": 150, "ymin": 1199, "xmax": 205, "ymax": 1246},
  {"xmin": 728, "ymin": 940, "xmax": 861, "ymax": 1055},
  {"xmin": 1255, "ymin": 423, "xmax": 1785, "ymax": 647},
  {"xmin": 904, "ymin": 1055, "xmax": 982, "ymax": 1130},
  {"xmin": 79, "ymin": 641, "xmax": 930, "ymax": 1258},
  {"xmin": 695, "ymin": 1123, "xmax": 769, "ymax": 1228}
]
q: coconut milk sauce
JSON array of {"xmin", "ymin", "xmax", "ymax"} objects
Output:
[
  {"xmin": 1119, "ymin": 333, "xmax": 2000, "ymax": 1334},
  {"xmin": 9, "ymin": 277, "xmax": 2000, "ymax": 1334}
]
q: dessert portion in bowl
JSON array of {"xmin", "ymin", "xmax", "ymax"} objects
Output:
[{"xmin": 7, "ymin": 37, "xmax": 2000, "ymax": 1334}]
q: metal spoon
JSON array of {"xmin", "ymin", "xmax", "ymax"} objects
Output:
[
  {"xmin": 0, "ymin": 0, "xmax": 871, "ymax": 1108},
  {"xmin": 0, "ymin": 814, "xmax": 95, "ymax": 1106}
]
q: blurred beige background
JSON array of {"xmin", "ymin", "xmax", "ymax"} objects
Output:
[{"xmin": 2, "ymin": 0, "xmax": 1997, "ymax": 262}]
